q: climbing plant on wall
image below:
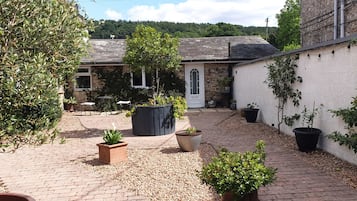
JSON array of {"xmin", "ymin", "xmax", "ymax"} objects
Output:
[
  {"xmin": 265, "ymin": 55, "xmax": 302, "ymax": 133},
  {"xmin": 328, "ymin": 96, "xmax": 357, "ymax": 153}
]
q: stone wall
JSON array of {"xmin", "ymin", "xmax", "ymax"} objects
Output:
[
  {"xmin": 301, "ymin": 0, "xmax": 357, "ymax": 47},
  {"xmin": 204, "ymin": 63, "xmax": 231, "ymax": 107}
]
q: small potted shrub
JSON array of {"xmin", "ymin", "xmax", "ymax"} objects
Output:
[
  {"xmin": 97, "ymin": 127, "xmax": 128, "ymax": 164},
  {"xmin": 197, "ymin": 140, "xmax": 277, "ymax": 201},
  {"xmin": 175, "ymin": 127, "xmax": 202, "ymax": 152},
  {"xmin": 244, "ymin": 102, "xmax": 259, "ymax": 123},
  {"xmin": 63, "ymin": 97, "xmax": 77, "ymax": 112},
  {"xmin": 293, "ymin": 103, "xmax": 322, "ymax": 152}
]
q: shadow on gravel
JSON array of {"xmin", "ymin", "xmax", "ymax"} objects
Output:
[{"xmin": 160, "ymin": 147, "xmax": 181, "ymax": 154}]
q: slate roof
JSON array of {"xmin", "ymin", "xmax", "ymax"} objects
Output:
[{"xmin": 81, "ymin": 36, "xmax": 278, "ymax": 64}]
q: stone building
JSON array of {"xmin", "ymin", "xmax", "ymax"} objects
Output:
[
  {"xmin": 301, "ymin": 0, "xmax": 357, "ymax": 47},
  {"xmin": 73, "ymin": 36, "xmax": 278, "ymax": 108}
]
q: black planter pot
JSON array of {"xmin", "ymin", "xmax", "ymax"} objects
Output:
[
  {"xmin": 244, "ymin": 108, "xmax": 259, "ymax": 123},
  {"xmin": 293, "ymin": 127, "xmax": 321, "ymax": 152},
  {"xmin": 132, "ymin": 104, "xmax": 175, "ymax": 136}
]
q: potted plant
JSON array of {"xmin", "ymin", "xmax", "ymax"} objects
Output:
[
  {"xmin": 244, "ymin": 102, "xmax": 259, "ymax": 123},
  {"xmin": 230, "ymin": 100, "xmax": 237, "ymax": 110},
  {"xmin": 63, "ymin": 97, "xmax": 77, "ymax": 112},
  {"xmin": 293, "ymin": 103, "xmax": 322, "ymax": 152},
  {"xmin": 123, "ymin": 25, "xmax": 183, "ymax": 136},
  {"xmin": 197, "ymin": 140, "xmax": 277, "ymax": 201},
  {"xmin": 218, "ymin": 77, "xmax": 233, "ymax": 93},
  {"xmin": 97, "ymin": 127, "xmax": 128, "ymax": 164},
  {"xmin": 128, "ymin": 94, "xmax": 187, "ymax": 136},
  {"xmin": 175, "ymin": 127, "xmax": 202, "ymax": 152}
]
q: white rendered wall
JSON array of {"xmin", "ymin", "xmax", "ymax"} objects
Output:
[{"xmin": 233, "ymin": 42, "xmax": 357, "ymax": 165}]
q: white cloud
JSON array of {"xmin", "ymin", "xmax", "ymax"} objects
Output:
[
  {"xmin": 105, "ymin": 9, "xmax": 123, "ymax": 21},
  {"xmin": 126, "ymin": 0, "xmax": 285, "ymax": 26}
]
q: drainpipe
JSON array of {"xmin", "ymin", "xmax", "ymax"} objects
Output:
[
  {"xmin": 334, "ymin": 0, "xmax": 338, "ymax": 40},
  {"xmin": 228, "ymin": 42, "xmax": 231, "ymax": 57},
  {"xmin": 340, "ymin": 0, "xmax": 345, "ymax": 38}
]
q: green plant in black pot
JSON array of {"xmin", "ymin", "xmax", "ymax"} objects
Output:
[
  {"xmin": 197, "ymin": 140, "xmax": 277, "ymax": 201},
  {"xmin": 244, "ymin": 102, "xmax": 259, "ymax": 123},
  {"xmin": 63, "ymin": 97, "xmax": 77, "ymax": 112},
  {"xmin": 293, "ymin": 103, "xmax": 322, "ymax": 152}
]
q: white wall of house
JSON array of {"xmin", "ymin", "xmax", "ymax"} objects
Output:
[{"xmin": 233, "ymin": 42, "xmax": 357, "ymax": 165}]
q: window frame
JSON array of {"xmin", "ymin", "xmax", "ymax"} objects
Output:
[
  {"xmin": 74, "ymin": 67, "xmax": 92, "ymax": 91},
  {"xmin": 131, "ymin": 67, "xmax": 151, "ymax": 89}
]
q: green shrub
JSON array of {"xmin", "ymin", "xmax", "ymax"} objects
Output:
[
  {"xmin": 197, "ymin": 140, "xmax": 277, "ymax": 198},
  {"xmin": 328, "ymin": 96, "xmax": 357, "ymax": 153},
  {"xmin": 0, "ymin": 0, "xmax": 91, "ymax": 150},
  {"xmin": 103, "ymin": 129, "xmax": 123, "ymax": 145}
]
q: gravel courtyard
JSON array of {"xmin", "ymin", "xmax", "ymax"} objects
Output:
[{"xmin": 0, "ymin": 109, "xmax": 356, "ymax": 201}]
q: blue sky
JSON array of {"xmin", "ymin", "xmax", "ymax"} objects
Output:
[{"xmin": 77, "ymin": 0, "xmax": 286, "ymax": 26}]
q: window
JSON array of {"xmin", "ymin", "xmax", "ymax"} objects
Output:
[
  {"xmin": 131, "ymin": 68, "xmax": 152, "ymax": 88},
  {"xmin": 75, "ymin": 67, "xmax": 92, "ymax": 91},
  {"xmin": 190, "ymin": 69, "xmax": 199, "ymax": 94}
]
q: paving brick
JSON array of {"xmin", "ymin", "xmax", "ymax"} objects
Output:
[{"xmin": 0, "ymin": 110, "xmax": 356, "ymax": 201}]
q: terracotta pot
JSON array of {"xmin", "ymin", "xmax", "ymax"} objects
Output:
[
  {"xmin": 97, "ymin": 142, "xmax": 128, "ymax": 164},
  {"xmin": 0, "ymin": 193, "xmax": 35, "ymax": 201},
  {"xmin": 222, "ymin": 190, "xmax": 258, "ymax": 201},
  {"xmin": 175, "ymin": 130, "xmax": 202, "ymax": 152}
]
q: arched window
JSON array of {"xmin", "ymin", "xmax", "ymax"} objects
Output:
[{"xmin": 190, "ymin": 69, "xmax": 199, "ymax": 94}]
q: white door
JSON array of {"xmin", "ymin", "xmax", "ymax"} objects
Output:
[{"xmin": 185, "ymin": 64, "xmax": 205, "ymax": 108}]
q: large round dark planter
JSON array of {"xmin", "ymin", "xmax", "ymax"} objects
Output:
[
  {"xmin": 0, "ymin": 193, "xmax": 35, "ymax": 201},
  {"xmin": 132, "ymin": 104, "xmax": 175, "ymax": 136},
  {"xmin": 175, "ymin": 130, "xmax": 202, "ymax": 152},
  {"xmin": 222, "ymin": 190, "xmax": 258, "ymax": 201},
  {"xmin": 243, "ymin": 108, "xmax": 259, "ymax": 123},
  {"xmin": 293, "ymin": 127, "xmax": 321, "ymax": 152}
]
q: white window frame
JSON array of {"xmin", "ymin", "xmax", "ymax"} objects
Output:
[
  {"xmin": 131, "ymin": 67, "xmax": 150, "ymax": 89},
  {"xmin": 74, "ymin": 67, "xmax": 92, "ymax": 91}
]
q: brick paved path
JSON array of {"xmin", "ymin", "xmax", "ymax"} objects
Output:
[{"xmin": 0, "ymin": 110, "xmax": 356, "ymax": 201}]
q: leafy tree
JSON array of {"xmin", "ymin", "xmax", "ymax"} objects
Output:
[
  {"xmin": 205, "ymin": 22, "xmax": 242, "ymax": 37},
  {"xmin": 276, "ymin": 0, "xmax": 301, "ymax": 50},
  {"xmin": 265, "ymin": 56, "xmax": 302, "ymax": 133},
  {"xmin": 0, "ymin": 0, "xmax": 91, "ymax": 150},
  {"xmin": 123, "ymin": 25, "xmax": 182, "ymax": 99}
]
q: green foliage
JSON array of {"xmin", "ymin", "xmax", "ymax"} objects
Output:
[
  {"xmin": 126, "ymin": 95, "xmax": 187, "ymax": 119},
  {"xmin": 328, "ymin": 96, "xmax": 357, "ymax": 153},
  {"xmin": 185, "ymin": 127, "xmax": 198, "ymax": 135},
  {"xmin": 247, "ymin": 102, "xmax": 259, "ymax": 109},
  {"xmin": 276, "ymin": 0, "xmax": 301, "ymax": 50},
  {"xmin": 63, "ymin": 97, "xmax": 77, "ymax": 105},
  {"xmin": 265, "ymin": 56, "xmax": 302, "ymax": 133},
  {"xmin": 0, "ymin": 0, "xmax": 92, "ymax": 150},
  {"xmin": 283, "ymin": 43, "xmax": 301, "ymax": 52},
  {"xmin": 301, "ymin": 103, "xmax": 319, "ymax": 128},
  {"xmin": 197, "ymin": 140, "xmax": 277, "ymax": 197},
  {"xmin": 283, "ymin": 113, "xmax": 300, "ymax": 127},
  {"xmin": 103, "ymin": 129, "xmax": 123, "ymax": 145},
  {"xmin": 154, "ymin": 95, "xmax": 188, "ymax": 119},
  {"xmin": 89, "ymin": 20, "xmax": 277, "ymax": 39},
  {"xmin": 123, "ymin": 25, "xmax": 182, "ymax": 96}
]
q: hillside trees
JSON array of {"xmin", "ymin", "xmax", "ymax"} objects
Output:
[
  {"xmin": 89, "ymin": 20, "xmax": 277, "ymax": 40},
  {"xmin": 0, "ymin": 0, "xmax": 92, "ymax": 150}
]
